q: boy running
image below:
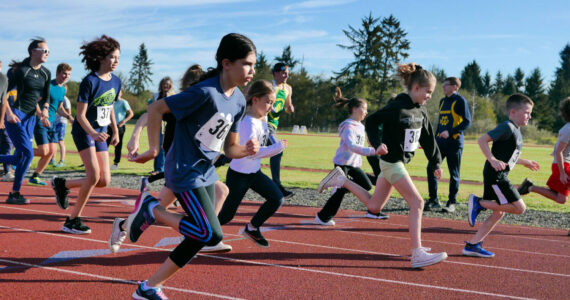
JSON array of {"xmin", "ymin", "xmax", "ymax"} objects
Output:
[{"xmin": 466, "ymin": 93, "xmax": 540, "ymax": 257}]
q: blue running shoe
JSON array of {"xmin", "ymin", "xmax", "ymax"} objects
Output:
[
  {"xmin": 132, "ymin": 281, "xmax": 168, "ymax": 300},
  {"xmin": 462, "ymin": 241, "xmax": 495, "ymax": 258},
  {"xmin": 468, "ymin": 194, "xmax": 484, "ymax": 227},
  {"xmin": 29, "ymin": 176, "xmax": 47, "ymax": 186},
  {"xmin": 126, "ymin": 192, "xmax": 158, "ymax": 243}
]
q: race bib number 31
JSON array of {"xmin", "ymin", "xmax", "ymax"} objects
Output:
[
  {"xmin": 195, "ymin": 112, "xmax": 233, "ymax": 152},
  {"xmin": 96, "ymin": 105, "xmax": 112, "ymax": 127},
  {"xmin": 404, "ymin": 128, "xmax": 421, "ymax": 152}
]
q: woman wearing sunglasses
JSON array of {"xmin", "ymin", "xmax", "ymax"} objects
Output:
[{"xmin": 1, "ymin": 37, "xmax": 51, "ymax": 205}]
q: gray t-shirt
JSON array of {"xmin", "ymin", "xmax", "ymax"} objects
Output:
[
  {"xmin": 553, "ymin": 123, "xmax": 570, "ymax": 163},
  {"xmin": 0, "ymin": 73, "xmax": 7, "ymax": 104}
]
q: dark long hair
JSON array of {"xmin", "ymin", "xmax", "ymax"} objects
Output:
[
  {"xmin": 200, "ymin": 33, "xmax": 256, "ymax": 82},
  {"xmin": 10, "ymin": 37, "xmax": 46, "ymax": 69},
  {"xmin": 79, "ymin": 35, "xmax": 120, "ymax": 72}
]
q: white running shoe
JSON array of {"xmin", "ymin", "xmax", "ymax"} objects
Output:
[
  {"xmin": 200, "ymin": 241, "xmax": 232, "ymax": 253},
  {"xmin": 2, "ymin": 172, "xmax": 15, "ymax": 182},
  {"xmin": 411, "ymin": 247, "xmax": 448, "ymax": 268},
  {"xmin": 110, "ymin": 164, "xmax": 119, "ymax": 170},
  {"xmin": 109, "ymin": 218, "xmax": 127, "ymax": 253},
  {"xmin": 314, "ymin": 214, "xmax": 335, "ymax": 226},
  {"xmin": 317, "ymin": 167, "xmax": 347, "ymax": 193}
]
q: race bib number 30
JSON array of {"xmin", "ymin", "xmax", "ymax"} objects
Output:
[
  {"xmin": 96, "ymin": 105, "xmax": 112, "ymax": 127},
  {"xmin": 404, "ymin": 128, "xmax": 421, "ymax": 152},
  {"xmin": 195, "ymin": 112, "xmax": 233, "ymax": 152}
]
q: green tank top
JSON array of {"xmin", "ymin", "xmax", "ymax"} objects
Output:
[{"xmin": 268, "ymin": 81, "xmax": 287, "ymax": 128}]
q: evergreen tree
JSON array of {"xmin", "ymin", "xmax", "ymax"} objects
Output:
[
  {"xmin": 274, "ymin": 45, "xmax": 299, "ymax": 70},
  {"xmin": 336, "ymin": 12, "xmax": 382, "ymax": 81},
  {"xmin": 127, "ymin": 43, "xmax": 153, "ymax": 95},
  {"xmin": 502, "ymin": 75, "xmax": 517, "ymax": 95},
  {"xmin": 548, "ymin": 44, "xmax": 570, "ymax": 131},
  {"xmin": 524, "ymin": 67, "xmax": 544, "ymax": 99},
  {"xmin": 460, "ymin": 60, "xmax": 483, "ymax": 95},
  {"xmin": 481, "ymin": 71, "xmax": 492, "ymax": 97},
  {"xmin": 493, "ymin": 71, "xmax": 504, "ymax": 94},
  {"xmin": 430, "ymin": 66, "xmax": 447, "ymax": 83},
  {"xmin": 377, "ymin": 14, "xmax": 410, "ymax": 100},
  {"xmin": 336, "ymin": 13, "xmax": 409, "ymax": 103},
  {"xmin": 514, "ymin": 67, "xmax": 525, "ymax": 92},
  {"xmin": 253, "ymin": 51, "xmax": 272, "ymax": 81}
]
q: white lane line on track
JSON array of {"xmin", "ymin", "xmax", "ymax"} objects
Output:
[
  {"xmin": 2, "ymin": 202, "xmax": 570, "ymax": 259},
  {"xmin": 1, "ymin": 223, "xmax": 568, "ymax": 281},
  {"xmin": 0, "ymin": 224, "xmax": 538, "ymax": 300},
  {"xmin": 0, "ymin": 258, "xmax": 244, "ymax": 300}
]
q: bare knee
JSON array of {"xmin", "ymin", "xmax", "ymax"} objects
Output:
[
  {"xmin": 216, "ymin": 182, "xmax": 229, "ymax": 200},
  {"xmin": 96, "ymin": 176, "xmax": 110, "ymax": 187},
  {"xmin": 85, "ymin": 173, "xmax": 100, "ymax": 186},
  {"xmin": 557, "ymin": 194, "xmax": 567, "ymax": 204},
  {"xmin": 513, "ymin": 201, "xmax": 526, "ymax": 215}
]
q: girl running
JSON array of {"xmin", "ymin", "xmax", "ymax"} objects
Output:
[
  {"xmin": 317, "ymin": 63, "xmax": 448, "ymax": 268},
  {"xmin": 149, "ymin": 77, "xmax": 175, "ymax": 175},
  {"xmin": 1, "ymin": 37, "xmax": 51, "ymax": 205},
  {"xmin": 217, "ymin": 79, "xmax": 287, "ymax": 247},
  {"xmin": 314, "ymin": 87, "xmax": 382, "ymax": 226},
  {"xmin": 51, "ymin": 35, "xmax": 121, "ymax": 234},
  {"xmin": 109, "ymin": 64, "xmax": 232, "ymax": 254},
  {"xmin": 125, "ymin": 33, "xmax": 258, "ymax": 299}
]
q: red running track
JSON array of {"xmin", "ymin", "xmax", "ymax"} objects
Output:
[{"xmin": 0, "ymin": 182, "xmax": 568, "ymax": 299}]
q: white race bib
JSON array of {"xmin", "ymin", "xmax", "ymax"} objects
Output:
[
  {"xmin": 96, "ymin": 105, "xmax": 112, "ymax": 127},
  {"xmin": 195, "ymin": 112, "xmax": 233, "ymax": 152},
  {"xmin": 404, "ymin": 128, "xmax": 421, "ymax": 152},
  {"xmin": 507, "ymin": 149, "xmax": 521, "ymax": 170}
]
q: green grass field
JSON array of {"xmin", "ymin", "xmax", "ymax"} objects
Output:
[{"xmin": 35, "ymin": 125, "xmax": 568, "ymax": 213}]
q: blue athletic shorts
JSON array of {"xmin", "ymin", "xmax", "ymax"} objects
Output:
[
  {"xmin": 34, "ymin": 121, "xmax": 58, "ymax": 146},
  {"xmin": 72, "ymin": 129, "xmax": 108, "ymax": 152},
  {"xmin": 55, "ymin": 122, "xmax": 66, "ymax": 142}
]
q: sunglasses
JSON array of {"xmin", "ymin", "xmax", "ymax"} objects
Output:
[{"xmin": 34, "ymin": 48, "xmax": 50, "ymax": 54}]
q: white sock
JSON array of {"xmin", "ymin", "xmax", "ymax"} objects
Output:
[{"xmin": 247, "ymin": 223, "xmax": 257, "ymax": 231}]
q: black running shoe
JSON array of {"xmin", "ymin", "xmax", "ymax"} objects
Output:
[
  {"xmin": 279, "ymin": 185, "xmax": 294, "ymax": 199},
  {"xmin": 240, "ymin": 225, "xmax": 269, "ymax": 247},
  {"xmin": 62, "ymin": 217, "xmax": 91, "ymax": 234},
  {"xmin": 6, "ymin": 192, "xmax": 29, "ymax": 205},
  {"xmin": 51, "ymin": 177, "xmax": 69, "ymax": 209},
  {"xmin": 517, "ymin": 178, "xmax": 534, "ymax": 195}
]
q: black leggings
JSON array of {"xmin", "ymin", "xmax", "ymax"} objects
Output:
[
  {"xmin": 317, "ymin": 165, "xmax": 373, "ymax": 222},
  {"xmin": 218, "ymin": 168, "xmax": 284, "ymax": 228},
  {"xmin": 169, "ymin": 184, "xmax": 223, "ymax": 268}
]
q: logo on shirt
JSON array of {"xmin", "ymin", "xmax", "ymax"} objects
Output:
[{"xmin": 92, "ymin": 89, "xmax": 116, "ymax": 107}]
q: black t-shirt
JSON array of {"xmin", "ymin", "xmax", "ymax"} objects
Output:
[
  {"xmin": 365, "ymin": 93, "xmax": 441, "ymax": 172},
  {"xmin": 9, "ymin": 61, "xmax": 51, "ymax": 115},
  {"xmin": 484, "ymin": 120, "xmax": 523, "ymax": 176}
]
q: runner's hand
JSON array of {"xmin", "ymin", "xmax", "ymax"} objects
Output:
[
  {"xmin": 246, "ymin": 138, "xmax": 259, "ymax": 155},
  {"xmin": 488, "ymin": 157, "xmax": 506, "ymax": 171},
  {"xmin": 6, "ymin": 112, "xmax": 20, "ymax": 124},
  {"xmin": 91, "ymin": 131, "xmax": 109, "ymax": 142},
  {"xmin": 376, "ymin": 144, "xmax": 388, "ymax": 156},
  {"xmin": 128, "ymin": 150, "xmax": 156, "ymax": 164},
  {"xmin": 281, "ymin": 139, "xmax": 288, "ymax": 148},
  {"xmin": 433, "ymin": 168, "xmax": 443, "ymax": 180},
  {"xmin": 109, "ymin": 132, "xmax": 119, "ymax": 147},
  {"xmin": 524, "ymin": 160, "xmax": 540, "ymax": 171}
]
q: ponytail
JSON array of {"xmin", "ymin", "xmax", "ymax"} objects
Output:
[
  {"xmin": 396, "ymin": 62, "xmax": 435, "ymax": 91},
  {"xmin": 333, "ymin": 87, "xmax": 366, "ymax": 115}
]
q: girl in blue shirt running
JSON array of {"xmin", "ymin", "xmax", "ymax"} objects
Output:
[{"xmin": 125, "ymin": 33, "xmax": 259, "ymax": 300}]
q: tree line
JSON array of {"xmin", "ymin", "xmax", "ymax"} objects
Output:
[{"xmin": 65, "ymin": 12, "xmax": 570, "ymax": 138}]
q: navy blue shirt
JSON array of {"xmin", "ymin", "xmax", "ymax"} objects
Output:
[
  {"xmin": 72, "ymin": 72, "xmax": 121, "ymax": 135},
  {"xmin": 164, "ymin": 75, "xmax": 246, "ymax": 192},
  {"xmin": 435, "ymin": 93, "xmax": 471, "ymax": 147}
]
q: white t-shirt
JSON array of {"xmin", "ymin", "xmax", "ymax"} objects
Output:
[
  {"xmin": 553, "ymin": 122, "xmax": 570, "ymax": 163},
  {"xmin": 229, "ymin": 114, "xmax": 285, "ymax": 174},
  {"xmin": 56, "ymin": 96, "xmax": 71, "ymax": 124}
]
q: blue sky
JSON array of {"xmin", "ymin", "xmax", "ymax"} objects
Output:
[{"xmin": 1, "ymin": 0, "xmax": 569, "ymax": 90}]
